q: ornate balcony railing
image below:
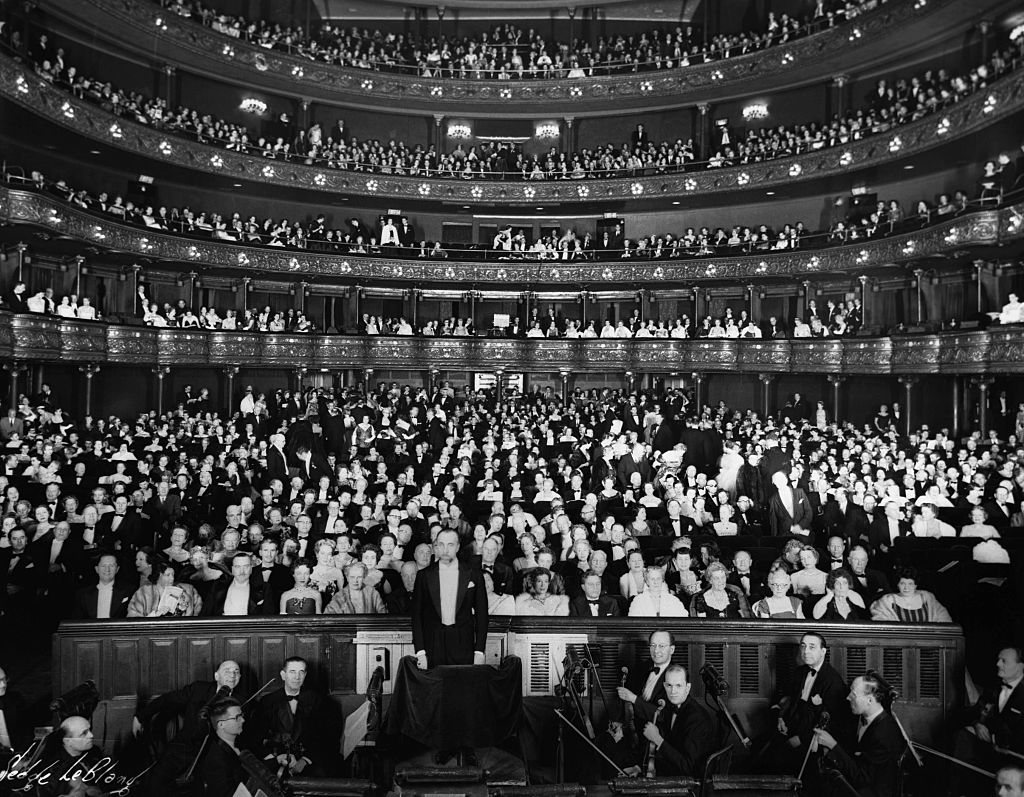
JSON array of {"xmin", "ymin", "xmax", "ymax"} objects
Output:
[
  {"xmin": 6, "ymin": 54, "xmax": 1023, "ymax": 205},
  {"xmin": 2, "ymin": 311, "xmax": 1023, "ymax": 374},
  {"xmin": 3, "ymin": 186, "xmax": 1020, "ymax": 285},
  {"xmin": 39, "ymin": 0, "xmax": 968, "ymax": 115}
]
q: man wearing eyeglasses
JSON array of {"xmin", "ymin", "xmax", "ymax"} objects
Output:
[
  {"xmin": 616, "ymin": 629, "xmax": 676, "ymax": 739},
  {"xmin": 198, "ymin": 698, "xmax": 247, "ymax": 797}
]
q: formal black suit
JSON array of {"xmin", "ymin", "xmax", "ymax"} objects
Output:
[
  {"xmin": 616, "ymin": 454, "xmax": 653, "ymax": 490},
  {"xmin": 849, "ymin": 568, "xmax": 892, "ymax": 605},
  {"xmin": 197, "ymin": 737, "xmax": 246, "ymax": 797},
  {"xmin": 264, "ymin": 446, "xmax": 289, "ymax": 486},
  {"xmin": 823, "ymin": 710, "xmax": 905, "ymax": 797},
  {"xmin": 204, "ymin": 579, "xmax": 275, "ymax": 616},
  {"xmin": 410, "ymin": 561, "xmax": 489, "ymax": 666},
  {"xmin": 626, "ymin": 664, "xmax": 670, "ymax": 732},
  {"xmin": 867, "ymin": 517, "xmax": 910, "ymax": 553},
  {"xmin": 568, "ymin": 594, "xmax": 621, "ymax": 617},
  {"xmin": 776, "ymin": 663, "xmax": 849, "ymax": 745},
  {"xmin": 824, "ymin": 501, "xmax": 871, "ymax": 543},
  {"xmin": 768, "ymin": 487, "xmax": 813, "ymax": 535},
  {"xmin": 252, "ymin": 562, "xmax": 293, "ymax": 599},
  {"xmin": 0, "ymin": 690, "xmax": 30, "ymax": 750},
  {"xmin": 137, "ymin": 681, "xmax": 247, "ymax": 748},
  {"xmin": 72, "ymin": 581, "xmax": 133, "ymax": 618},
  {"xmin": 96, "ymin": 510, "xmax": 146, "ymax": 553},
  {"xmin": 653, "ymin": 694, "xmax": 716, "ymax": 777},
  {"xmin": 727, "ymin": 569, "xmax": 766, "ymax": 602},
  {"xmin": 255, "ymin": 688, "xmax": 328, "ymax": 770}
]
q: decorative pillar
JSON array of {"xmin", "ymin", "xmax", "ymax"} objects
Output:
[
  {"xmin": 428, "ymin": 367, "xmax": 439, "ymax": 393},
  {"xmin": 162, "ymin": 64, "xmax": 176, "ymax": 106},
  {"xmin": 898, "ymin": 376, "xmax": 918, "ymax": 437},
  {"xmin": 300, "ymin": 98, "xmax": 311, "ymax": 130},
  {"xmin": 913, "ymin": 268, "xmax": 925, "ymax": 324},
  {"xmin": 222, "ymin": 366, "xmax": 239, "ymax": 414},
  {"xmin": 363, "ymin": 368, "xmax": 374, "ymax": 397},
  {"xmin": 410, "ymin": 290, "xmax": 420, "ymax": 327},
  {"xmin": 974, "ymin": 376, "xmax": 994, "ymax": 437},
  {"xmin": 691, "ymin": 372, "xmax": 705, "ymax": 413},
  {"xmin": 433, "ymin": 113, "xmax": 445, "ymax": 152},
  {"xmin": 832, "ymin": 74, "xmax": 849, "ymax": 116},
  {"xmin": 495, "ymin": 369, "xmax": 504, "ymax": 399},
  {"xmin": 563, "ymin": 116, "xmax": 575, "ymax": 153},
  {"xmin": 858, "ymin": 275, "xmax": 868, "ymax": 328},
  {"xmin": 951, "ymin": 376, "xmax": 961, "ymax": 439},
  {"xmin": 747, "ymin": 284, "xmax": 759, "ymax": 323},
  {"xmin": 79, "ymin": 364, "xmax": 101, "ymax": 416},
  {"xmin": 758, "ymin": 373, "xmax": 775, "ymax": 419},
  {"xmin": 152, "ymin": 366, "xmax": 170, "ymax": 415},
  {"xmin": 973, "ymin": 260, "xmax": 986, "ymax": 313},
  {"xmin": 15, "ymin": 242, "xmax": 27, "ymax": 282},
  {"xmin": 697, "ymin": 103, "xmax": 711, "ymax": 161},
  {"xmin": 827, "ymin": 374, "xmax": 846, "ymax": 425},
  {"xmin": 4, "ymin": 363, "xmax": 26, "ymax": 412},
  {"xmin": 625, "ymin": 370, "xmax": 635, "ymax": 394},
  {"xmin": 73, "ymin": 254, "xmax": 85, "ymax": 297},
  {"xmin": 692, "ymin": 287, "xmax": 704, "ymax": 321},
  {"xmin": 978, "ymin": 20, "xmax": 992, "ymax": 61},
  {"xmin": 560, "ymin": 370, "xmax": 571, "ymax": 404}
]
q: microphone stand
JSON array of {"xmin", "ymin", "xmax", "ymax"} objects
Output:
[
  {"xmin": 706, "ymin": 685, "xmax": 751, "ymax": 749},
  {"xmin": 913, "ymin": 743, "xmax": 996, "ymax": 780},
  {"xmin": 554, "ymin": 709, "xmax": 628, "ymax": 777}
]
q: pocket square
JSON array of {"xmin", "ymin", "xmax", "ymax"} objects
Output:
[
  {"xmin": 1012, "ymin": 708, "xmax": 1022, "ymax": 715},
  {"xmin": 467, "ymin": 581, "xmax": 475, "ymax": 589}
]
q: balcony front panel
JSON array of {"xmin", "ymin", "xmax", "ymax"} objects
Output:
[
  {"xmin": 3, "ymin": 311, "xmax": 1023, "ymax": 374},
  {"xmin": 2, "ymin": 187, "xmax": 1015, "ymax": 286},
  {"xmin": 6, "ymin": 53, "xmax": 1024, "ymax": 204},
  {"xmin": 43, "ymin": 0, "xmax": 965, "ymax": 116}
]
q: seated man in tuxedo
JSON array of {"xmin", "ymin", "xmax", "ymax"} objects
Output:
[
  {"xmin": 134, "ymin": 660, "xmax": 247, "ymax": 797},
  {"xmin": 757, "ymin": 632, "xmax": 849, "ymax": 774},
  {"xmin": 846, "ymin": 545, "xmax": 892, "ymax": 606},
  {"xmin": 205, "ymin": 552, "xmax": 274, "ymax": 616},
  {"xmin": 72, "ymin": 554, "xmax": 132, "ymax": 619},
  {"xmin": 812, "ymin": 672, "xmax": 906, "ymax": 797},
  {"xmin": 255, "ymin": 657, "xmax": 329, "ymax": 777},
  {"xmin": 0, "ymin": 665, "xmax": 30, "ymax": 758},
  {"xmin": 569, "ymin": 572, "xmax": 621, "ymax": 617},
  {"xmin": 948, "ymin": 646, "xmax": 1024, "ymax": 797},
  {"xmin": 616, "ymin": 630, "xmax": 675, "ymax": 739},
  {"xmin": 632, "ymin": 664, "xmax": 716, "ymax": 778},
  {"xmin": 727, "ymin": 549, "xmax": 766, "ymax": 603}
]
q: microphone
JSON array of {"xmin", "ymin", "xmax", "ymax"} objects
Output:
[{"xmin": 699, "ymin": 663, "xmax": 730, "ymax": 697}]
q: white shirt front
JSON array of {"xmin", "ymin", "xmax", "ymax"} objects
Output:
[
  {"xmin": 224, "ymin": 581, "xmax": 250, "ymax": 615},
  {"xmin": 96, "ymin": 582, "xmax": 114, "ymax": 619},
  {"xmin": 438, "ymin": 561, "xmax": 459, "ymax": 626}
]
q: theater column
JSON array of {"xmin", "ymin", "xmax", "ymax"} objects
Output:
[
  {"xmin": 495, "ymin": 369, "xmax": 504, "ymax": 399},
  {"xmin": 152, "ymin": 367, "xmax": 170, "ymax": 414},
  {"xmin": 697, "ymin": 103, "xmax": 711, "ymax": 161},
  {"xmin": 625, "ymin": 371, "xmax": 635, "ymax": 394},
  {"xmin": 363, "ymin": 368, "xmax": 374, "ymax": 397},
  {"xmin": 432, "ymin": 114, "xmax": 445, "ymax": 152},
  {"xmin": 951, "ymin": 376, "xmax": 962, "ymax": 439},
  {"xmin": 974, "ymin": 376, "xmax": 994, "ymax": 437},
  {"xmin": 832, "ymin": 74, "xmax": 849, "ymax": 117},
  {"xmin": 827, "ymin": 374, "xmax": 846, "ymax": 424},
  {"xmin": 4, "ymin": 364, "xmax": 26, "ymax": 412},
  {"xmin": 428, "ymin": 367, "xmax": 439, "ymax": 393},
  {"xmin": 758, "ymin": 373, "xmax": 775, "ymax": 419},
  {"xmin": 691, "ymin": 372, "xmax": 705, "ymax": 412},
  {"xmin": 560, "ymin": 370, "xmax": 571, "ymax": 403},
  {"xmin": 79, "ymin": 364, "xmax": 101, "ymax": 417},
  {"xmin": 978, "ymin": 19, "xmax": 992, "ymax": 61},
  {"xmin": 222, "ymin": 366, "xmax": 239, "ymax": 414},
  {"xmin": 898, "ymin": 376, "xmax": 918, "ymax": 437}
]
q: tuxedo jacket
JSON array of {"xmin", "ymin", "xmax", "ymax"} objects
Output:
[
  {"xmin": 197, "ymin": 736, "xmax": 246, "ymax": 797},
  {"xmin": 0, "ymin": 691, "xmax": 30, "ymax": 749},
  {"xmin": 568, "ymin": 594, "xmax": 621, "ymax": 617},
  {"xmin": 626, "ymin": 664, "xmax": 669, "ymax": 729},
  {"xmin": 654, "ymin": 695, "xmax": 716, "ymax": 777},
  {"xmin": 727, "ymin": 569, "xmax": 766, "ymax": 602},
  {"xmin": 768, "ymin": 487, "xmax": 813, "ymax": 535},
  {"xmin": 204, "ymin": 579, "xmax": 275, "ymax": 616},
  {"xmin": 96, "ymin": 511, "xmax": 146, "ymax": 553},
  {"xmin": 138, "ymin": 680, "xmax": 248, "ymax": 747},
  {"xmin": 850, "ymin": 568, "xmax": 892, "ymax": 605},
  {"xmin": 824, "ymin": 501, "xmax": 871, "ymax": 542},
  {"xmin": 144, "ymin": 493, "xmax": 182, "ymax": 534},
  {"xmin": 73, "ymin": 582, "xmax": 133, "ymax": 619},
  {"xmin": 775, "ymin": 663, "xmax": 849, "ymax": 744},
  {"xmin": 410, "ymin": 561, "xmax": 489, "ymax": 666},
  {"xmin": 867, "ymin": 517, "xmax": 910, "ymax": 553},
  {"xmin": 255, "ymin": 688, "xmax": 327, "ymax": 765},
  {"xmin": 29, "ymin": 533, "xmax": 86, "ymax": 584},
  {"xmin": 264, "ymin": 447, "xmax": 289, "ymax": 486},
  {"xmin": 980, "ymin": 680, "xmax": 1024, "ymax": 753},
  {"xmin": 824, "ymin": 711, "xmax": 905, "ymax": 797},
  {"xmin": 251, "ymin": 562, "xmax": 293, "ymax": 598}
]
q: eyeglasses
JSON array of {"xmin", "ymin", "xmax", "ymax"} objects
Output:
[{"xmin": 219, "ymin": 713, "xmax": 244, "ymax": 723}]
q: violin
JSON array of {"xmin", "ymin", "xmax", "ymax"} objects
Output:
[
  {"xmin": 617, "ymin": 666, "xmax": 639, "ymax": 749},
  {"xmin": 798, "ymin": 710, "xmax": 831, "ymax": 782},
  {"xmin": 642, "ymin": 699, "xmax": 666, "ymax": 778}
]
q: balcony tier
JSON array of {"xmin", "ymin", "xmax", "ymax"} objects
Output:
[
  {"xmin": 2, "ymin": 187, "xmax": 1019, "ymax": 286},
  {"xmin": 38, "ymin": 0, "xmax": 980, "ymax": 116},
  {"xmin": 5, "ymin": 53, "xmax": 1022, "ymax": 205},
  {"xmin": 2, "ymin": 311, "xmax": 1022, "ymax": 374}
]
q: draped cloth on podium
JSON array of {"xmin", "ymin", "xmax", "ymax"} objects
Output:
[{"xmin": 384, "ymin": 656, "xmax": 523, "ymax": 749}]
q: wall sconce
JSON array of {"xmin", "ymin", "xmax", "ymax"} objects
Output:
[
  {"xmin": 535, "ymin": 122, "xmax": 560, "ymax": 140},
  {"xmin": 239, "ymin": 98, "xmax": 268, "ymax": 115},
  {"xmin": 742, "ymin": 103, "xmax": 768, "ymax": 120},
  {"xmin": 447, "ymin": 123, "xmax": 472, "ymax": 139}
]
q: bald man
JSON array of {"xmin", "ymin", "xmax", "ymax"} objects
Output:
[
  {"xmin": 37, "ymin": 716, "xmax": 103, "ymax": 796},
  {"xmin": 998, "ymin": 766, "xmax": 1024, "ymax": 797}
]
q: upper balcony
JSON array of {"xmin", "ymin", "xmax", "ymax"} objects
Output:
[
  {"xmin": 5, "ymin": 49, "xmax": 1024, "ymax": 208},
  {"xmin": 35, "ymin": 0, "xmax": 1005, "ymax": 117}
]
